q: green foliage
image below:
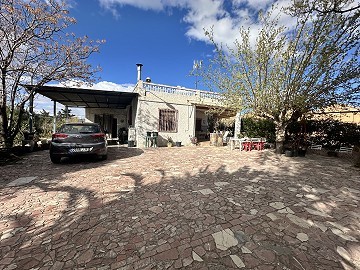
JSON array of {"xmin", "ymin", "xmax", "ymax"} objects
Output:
[
  {"xmin": 13, "ymin": 111, "xmax": 30, "ymax": 146},
  {"xmin": 34, "ymin": 110, "xmax": 53, "ymax": 138},
  {"xmin": 34, "ymin": 108, "xmax": 79, "ymax": 137},
  {"xmin": 200, "ymin": 4, "xmax": 359, "ymax": 153},
  {"xmin": 6, "ymin": 107, "xmax": 80, "ymax": 146},
  {"xmin": 287, "ymin": 119, "xmax": 360, "ymax": 149},
  {"xmin": 239, "ymin": 117, "xmax": 276, "ymax": 143}
]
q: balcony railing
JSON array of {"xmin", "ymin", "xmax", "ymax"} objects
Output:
[{"xmin": 142, "ymin": 82, "xmax": 221, "ymax": 101}]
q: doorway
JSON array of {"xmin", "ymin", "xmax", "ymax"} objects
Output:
[
  {"xmin": 196, "ymin": 118, "xmax": 202, "ymax": 131},
  {"xmin": 112, "ymin": 118, "xmax": 117, "ymax": 138}
]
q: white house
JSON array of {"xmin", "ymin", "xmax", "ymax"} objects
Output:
[{"xmin": 29, "ymin": 64, "xmax": 234, "ymax": 147}]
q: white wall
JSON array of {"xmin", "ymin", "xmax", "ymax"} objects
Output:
[{"xmin": 135, "ymin": 97, "xmax": 195, "ymax": 147}]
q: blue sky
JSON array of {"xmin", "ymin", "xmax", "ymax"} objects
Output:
[
  {"xmin": 67, "ymin": 1, "xmax": 213, "ymax": 89},
  {"xmin": 35, "ymin": 0, "xmax": 359, "ymax": 115},
  {"xmin": 50, "ymin": 0, "xmax": 298, "ymax": 90},
  {"xmin": 63, "ymin": 0, "xmax": 279, "ymax": 89}
]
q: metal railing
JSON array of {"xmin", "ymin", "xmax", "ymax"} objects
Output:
[{"xmin": 142, "ymin": 82, "xmax": 221, "ymax": 101}]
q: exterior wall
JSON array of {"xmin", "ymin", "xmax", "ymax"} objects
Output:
[
  {"xmin": 130, "ymin": 96, "xmax": 138, "ymax": 127},
  {"xmin": 80, "ymin": 81, "xmax": 225, "ymax": 147},
  {"xmin": 135, "ymin": 97, "xmax": 196, "ymax": 147},
  {"xmin": 311, "ymin": 105, "xmax": 360, "ymax": 124}
]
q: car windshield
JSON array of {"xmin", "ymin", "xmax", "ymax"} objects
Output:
[{"xmin": 59, "ymin": 124, "xmax": 100, "ymax": 134}]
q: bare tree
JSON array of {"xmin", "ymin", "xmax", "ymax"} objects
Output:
[
  {"xmin": 0, "ymin": 0, "xmax": 104, "ymax": 148},
  {"xmin": 291, "ymin": 0, "xmax": 360, "ymax": 15},
  {"xmin": 201, "ymin": 8, "xmax": 359, "ymax": 153}
]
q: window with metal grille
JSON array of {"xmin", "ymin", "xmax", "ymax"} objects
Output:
[{"xmin": 159, "ymin": 109, "xmax": 178, "ymax": 132}]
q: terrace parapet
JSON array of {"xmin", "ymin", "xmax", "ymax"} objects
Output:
[{"xmin": 135, "ymin": 81, "xmax": 223, "ymax": 106}]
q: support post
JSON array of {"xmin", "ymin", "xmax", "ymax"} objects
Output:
[
  {"xmin": 234, "ymin": 112, "xmax": 242, "ymax": 138},
  {"xmin": 53, "ymin": 100, "xmax": 57, "ymax": 133},
  {"xmin": 29, "ymin": 92, "xmax": 34, "ymax": 133}
]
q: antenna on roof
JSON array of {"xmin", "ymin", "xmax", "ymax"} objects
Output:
[{"xmin": 193, "ymin": 60, "xmax": 202, "ymax": 89}]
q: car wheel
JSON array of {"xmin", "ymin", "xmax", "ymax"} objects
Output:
[{"xmin": 50, "ymin": 154, "xmax": 61, "ymax": 164}]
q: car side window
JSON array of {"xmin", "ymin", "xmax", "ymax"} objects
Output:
[{"xmin": 94, "ymin": 126, "xmax": 101, "ymax": 133}]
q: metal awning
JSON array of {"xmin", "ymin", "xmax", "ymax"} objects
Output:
[
  {"xmin": 25, "ymin": 85, "xmax": 137, "ymax": 109},
  {"xmin": 194, "ymin": 104, "xmax": 236, "ymax": 118}
]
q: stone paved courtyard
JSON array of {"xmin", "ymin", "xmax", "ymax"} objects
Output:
[{"xmin": 0, "ymin": 146, "xmax": 359, "ymax": 269}]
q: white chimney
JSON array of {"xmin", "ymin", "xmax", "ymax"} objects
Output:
[{"xmin": 136, "ymin": 63, "xmax": 143, "ymax": 81}]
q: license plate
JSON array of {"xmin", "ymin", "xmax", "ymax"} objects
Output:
[{"xmin": 69, "ymin": 147, "xmax": 92, "ymax": 153}]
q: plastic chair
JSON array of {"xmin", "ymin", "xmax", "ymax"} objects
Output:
[{"xmin": 243, "ymin": 140, "xmax": 252, "ymax": 151}]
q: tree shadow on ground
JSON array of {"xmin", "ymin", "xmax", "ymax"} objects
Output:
[
  {"xmin": 0, "ymin": 148, "xmax": 359, "ymax": 269},
  {"xmin": 0, "ymin": 146, "xmax": 144, "ymax": 187}
]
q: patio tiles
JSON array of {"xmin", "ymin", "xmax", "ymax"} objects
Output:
[{"xmin": 0, "ymin": 146, "xmax": 359, "ymax": 269}]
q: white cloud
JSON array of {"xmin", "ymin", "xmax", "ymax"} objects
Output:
[
  {"xmin": 97, "ymin": 0, "xmax": 296, "ymax": 48},
  {"xmin": 233, "ymin": 0, "xmax": 274, "ymax": 10},
  {"xmin": 90, "ymin": 81, "xmax": 135, "ymax": 92},
  {"xmin": 47, "ymin": 80, "xmax": 135, "ymax": 92},
  {"xmin": 34, "ymin": 94, "xmax": 56, "ymax": 114}
]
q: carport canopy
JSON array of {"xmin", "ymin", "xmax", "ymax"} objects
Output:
[
  {"xmin": 194, "ymin": 104, "xmax": 236, "ymax": 118},
  {"xmin": 26, "ymin": 85, "xmax": 137, "ymax": 109}
]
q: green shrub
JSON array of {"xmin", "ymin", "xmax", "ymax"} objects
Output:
[
  {"xmin": 286, "ymin": 119, "xmax": 360, "ymax": 149},
  {"xmin": 240, "ymin": 117, "xmax": 276, "ymax": 143}
]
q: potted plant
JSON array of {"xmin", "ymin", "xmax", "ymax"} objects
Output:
[
  {"xmin": 167, "ymin": 137, "xmax": 173, "ymax": 147},
  {"xmin": 293, "ymin": 137, "xmax": 308, "ymax": 157},
  {"xmin": 189, "ymin": 136, "xmax": 198, "ymax": 146},
  {"xmin": 297, "ymin": 144, "xmax": 308, "ymax": 157},
  {"xmin": 284, "ymin": 148, "xmax": 293, "ymax": 157}
]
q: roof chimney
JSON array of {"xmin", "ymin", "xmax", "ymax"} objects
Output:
[{"xmin": 136, "ymin": 63, "xmax": 143, "ymax": 81}]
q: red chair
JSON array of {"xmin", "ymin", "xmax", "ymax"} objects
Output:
[
  {"xmin": 256, "ymin": 138, "xmax": 266, "ymax": 150},
  {"xmin": 251, "ymin": 137, "xmax": 266, "ymax": 150},
  {"xmin": 243, "ymin": 141, "xmax": 252, "ymax": 151}
]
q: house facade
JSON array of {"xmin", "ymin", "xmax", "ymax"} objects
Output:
[
  {"xmin": 84, "ymin": 80, "xmax": 228, "ymax": 147},
  {"xmin": 310, "ymin": 105, "xmax": 360, "ymax": 124},
  {"xmin": 32, "ymin": 65, "xmax": 232, "ymax": 147},
  {"xmin": 135, "ymin": 80, "xmax": 225, "ymax": 147}
]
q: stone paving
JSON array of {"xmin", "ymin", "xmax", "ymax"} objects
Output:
[{"xmin": 0, "ymin": 146, "xmax": 359, "ymax": 270}]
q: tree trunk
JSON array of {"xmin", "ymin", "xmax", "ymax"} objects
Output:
[
  {"xmin": 274, "ymin": 122, "xmax": 286, "ymax": 154},
  {"xmin": 354, "ymin": 145, "xmax": 360, "ymax": 168}
]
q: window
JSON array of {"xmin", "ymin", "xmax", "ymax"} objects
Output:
[{"xmin": 159, "ymin": 109, "xmax": 178, "ymax": 132}]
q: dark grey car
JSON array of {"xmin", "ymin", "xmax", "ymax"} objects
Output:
[{"xmin": 50, "ymin": 123, "xmax": 108, "ymax": 163}]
